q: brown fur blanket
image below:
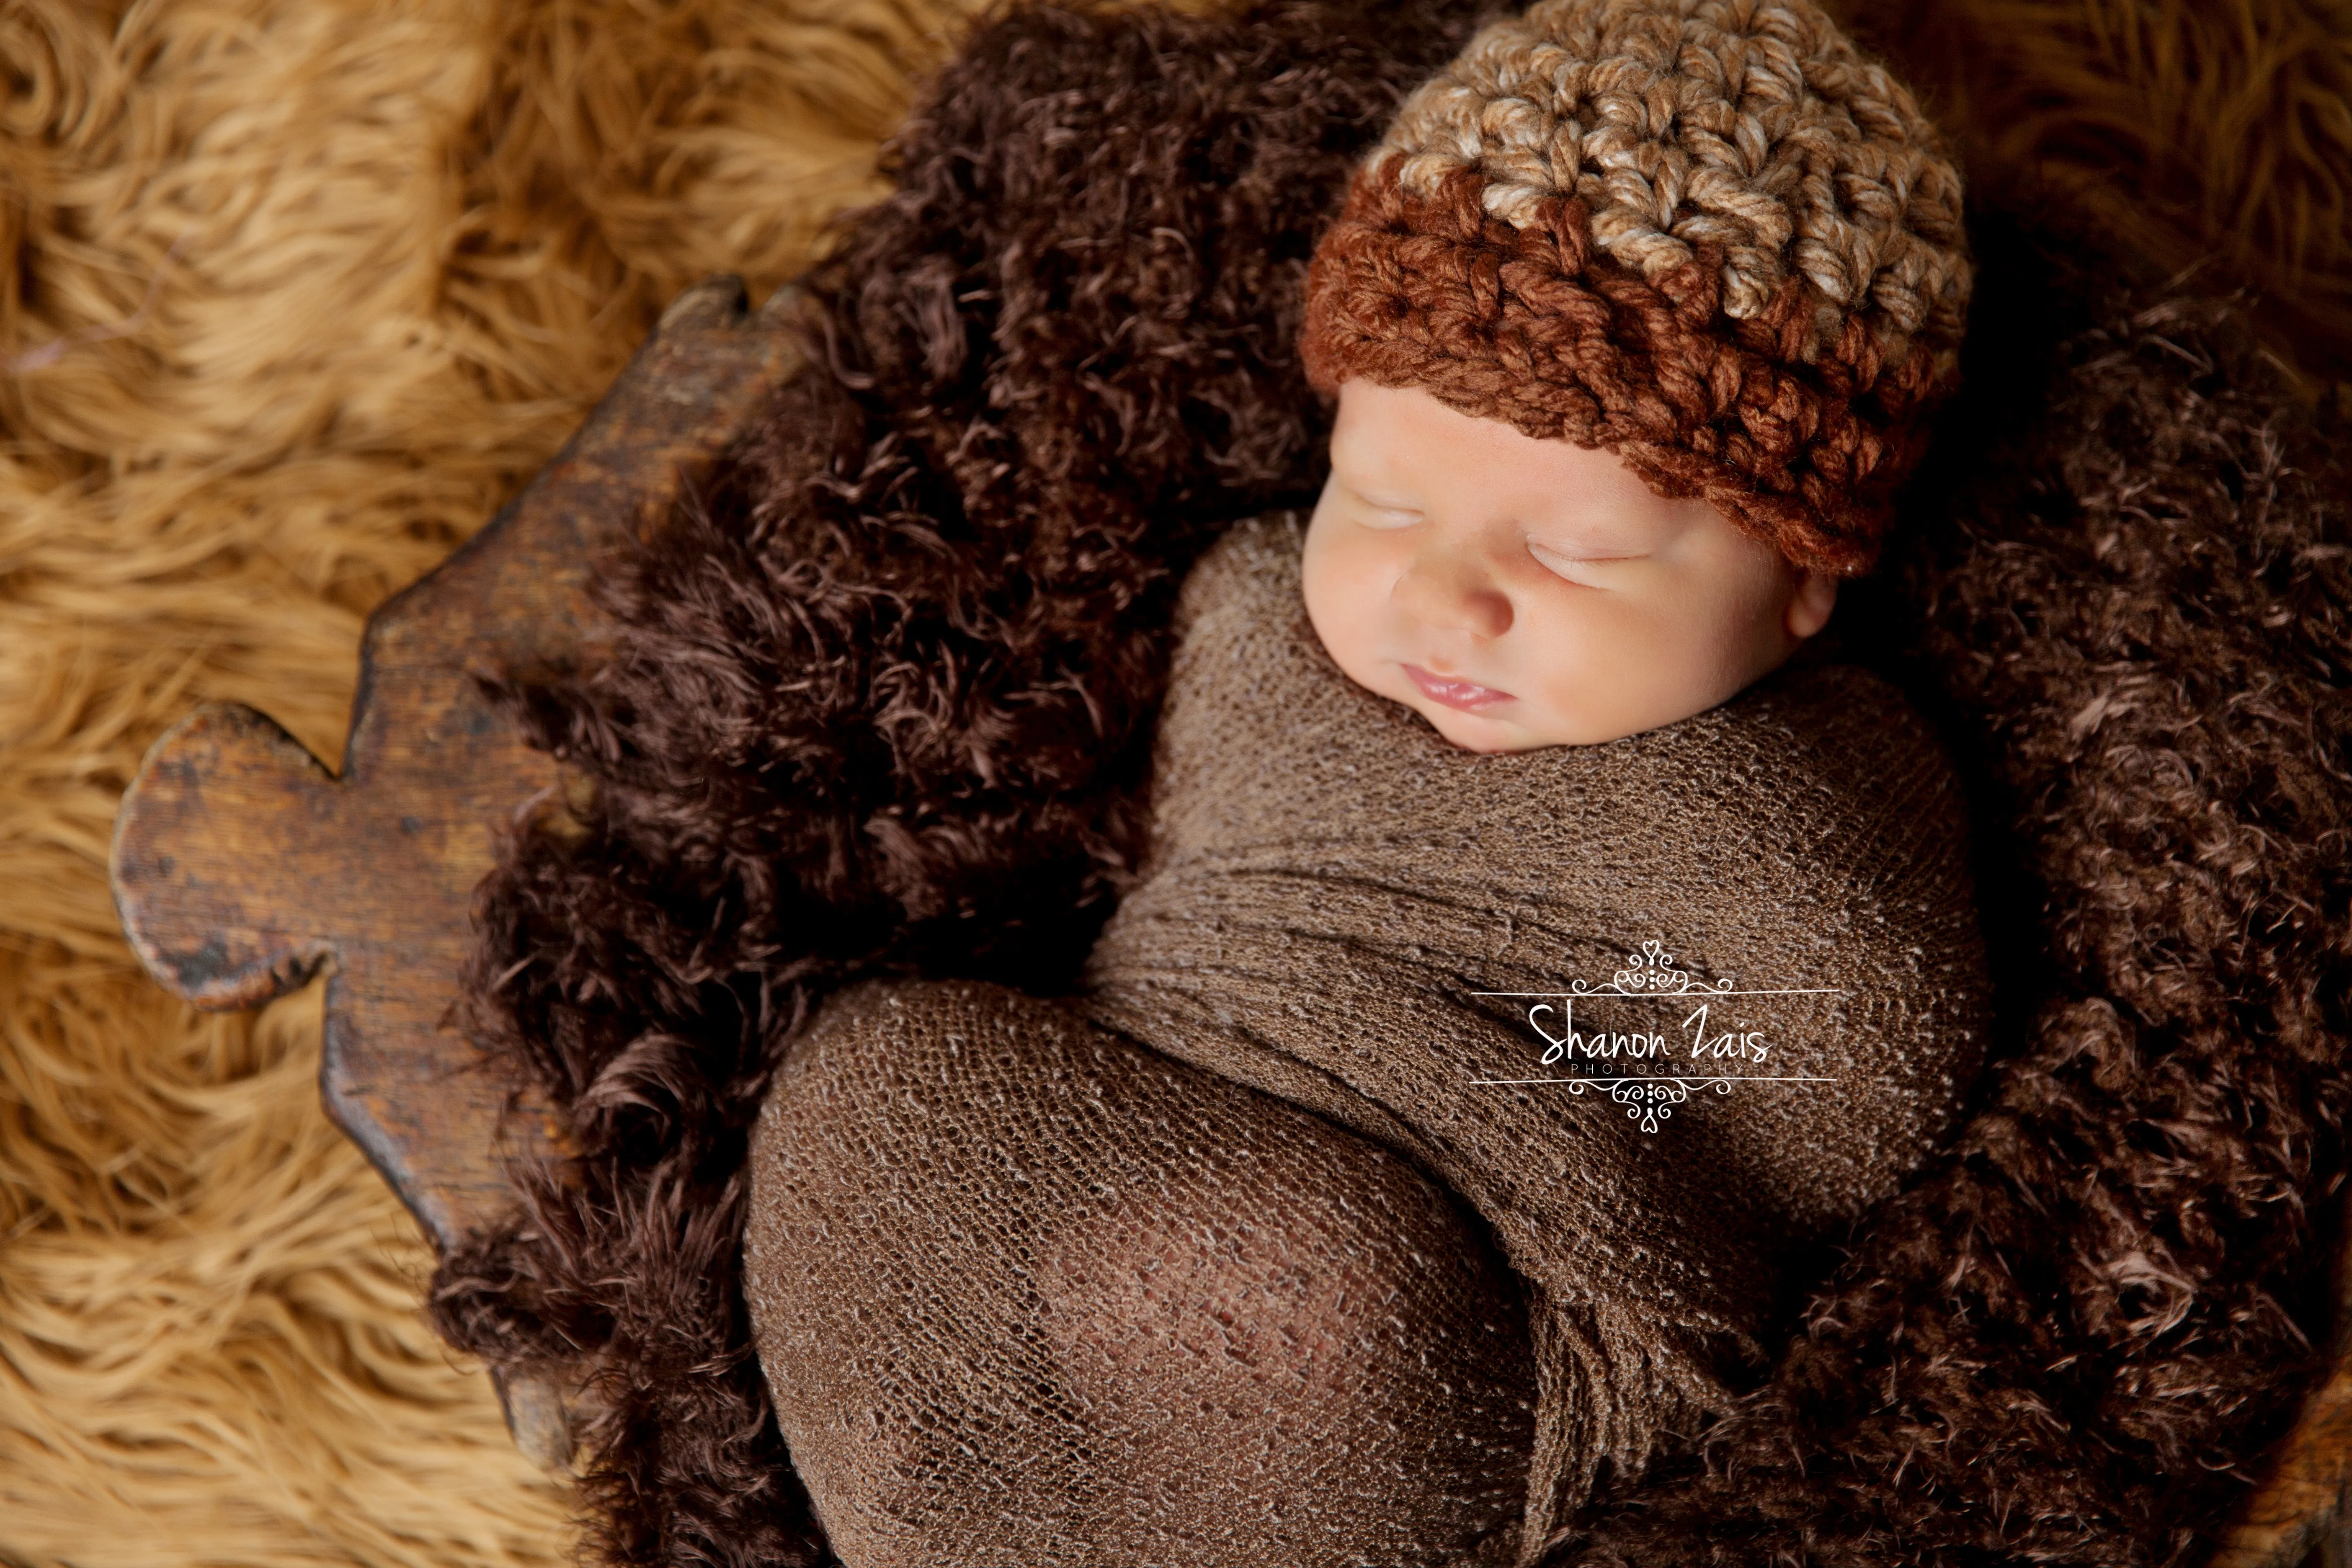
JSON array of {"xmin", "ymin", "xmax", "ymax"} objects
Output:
[{"xmin": 427, "ymin": 3, "xmax": 2352, "ymax": 1567}]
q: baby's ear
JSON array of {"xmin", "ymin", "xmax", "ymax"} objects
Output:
[{"xmin": 1786, "ymin": 569, "xmax": 1839, "ymax": 641}]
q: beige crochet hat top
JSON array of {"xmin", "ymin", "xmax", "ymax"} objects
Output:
[{"xmin": 1302, "ymin": 0, "xmax": 1973, "ymax": 575}]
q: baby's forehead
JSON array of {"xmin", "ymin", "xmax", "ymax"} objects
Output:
[{"xmin": 1328, "ymin": 381, "xmax": 1698, "ymax": 536}]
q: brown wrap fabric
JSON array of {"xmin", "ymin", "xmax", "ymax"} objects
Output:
[
  {"xmin": 747, "ymin": 976, "xmax": 1542, "ymax": 1568},
  {"xmin": 745, "ymin": 511, "xmax": 1994, "ymax": 1566}
]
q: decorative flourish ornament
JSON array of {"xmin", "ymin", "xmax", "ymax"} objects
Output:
[
  {"xmin": 1605, "ymin": 1075, "xmax": 1690, "ymax": 1134},
  {"xmin": 1614, "ymin": 939, "xmax": 1692, "ymax": 992}
]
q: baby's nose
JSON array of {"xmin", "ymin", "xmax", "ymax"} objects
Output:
[{"xmin": 1393, "ymin": 554, "xmax": 1512, "ymax": 638}]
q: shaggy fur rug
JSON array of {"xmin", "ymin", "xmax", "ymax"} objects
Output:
[
  {"xmin": 2, "ymin": 2, "xmax": 2345, "ymax": 1568},
  {"xmin": 0, "ymin": 1, "xmax": 970, "ymax": 1563}
]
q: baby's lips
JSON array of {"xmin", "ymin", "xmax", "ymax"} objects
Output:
[{"xmin": 1403, "ymin": 663, "xmax": 1514, "ymax": 709}]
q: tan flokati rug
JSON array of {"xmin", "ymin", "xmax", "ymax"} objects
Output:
[{"xmin": 0, "ymin": 1, "xmax": 967, "ymax": 1560}]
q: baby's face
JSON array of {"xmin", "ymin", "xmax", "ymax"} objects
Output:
[{"xmin": 1302, "ymin": 380, "xmax": 1839, "ymax": 753}]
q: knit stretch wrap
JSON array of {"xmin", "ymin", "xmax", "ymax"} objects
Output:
[{"xmin": 744, "ymin": 513, "xmax": 1993, "ymax": 1566}]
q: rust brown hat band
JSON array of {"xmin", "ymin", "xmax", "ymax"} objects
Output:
[{"xmin": 1300, "ymin": 0, "xmax": 1973, "ymax": 577}]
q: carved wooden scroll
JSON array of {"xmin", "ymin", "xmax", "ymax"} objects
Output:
[
  {"xmin": 2210, "ymin": 1188, "xmax": 2352, "ymax": 1568},
  {"xmin": 108, "ymin": 275, "xmax": 801, "ymax": 1470}
]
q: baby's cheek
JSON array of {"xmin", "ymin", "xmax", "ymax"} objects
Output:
[
  {"xmin": 1522, "ymin": 597, "xmax": 1653, "ymax": 740},
  {"xmin": 1634, "ymin": 574, "xmax": 1753, "ymax": 703},
  {"xmin": 1695, "ymin": 566, "xmax": 1804, "ymax": 700},
  {"xmin": 1300, "ymin": 536, "xmax": 1387, "ymax": 681}
]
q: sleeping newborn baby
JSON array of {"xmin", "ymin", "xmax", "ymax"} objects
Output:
[{"xmin": 743, "ymin": 2, "xmax": 1991, "ymax": 1565}]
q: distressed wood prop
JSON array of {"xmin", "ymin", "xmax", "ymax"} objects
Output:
[
  {"xmin": 104, "ymin": 274, "xmax": 2347, "ymax": 1565},
  {"xmin": 108, "ymin": 275, "xmax": 801, "ymax": 1473},
  {"xmin": 2210, "ymin": 1191, "xmax": 2352, "ymax": 1568}
]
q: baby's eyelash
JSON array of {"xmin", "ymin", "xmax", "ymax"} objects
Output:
[{"xmin": 1526, "ymin": 539, "xmax": 1630, "ymax": 580}]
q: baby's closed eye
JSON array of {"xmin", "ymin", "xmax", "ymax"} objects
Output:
[
  {"xmin": 1339, "ymin": 485, "xmax": 1423, "ymax": 527},
  {"xmin": 1526, "ymin": 536, "xmax": 1643, "ymax": 584}
]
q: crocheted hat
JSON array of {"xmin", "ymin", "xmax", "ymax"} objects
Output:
[{"xmin": 1301, "ymin": 0, "xmax": 1972, "ymax": 576}]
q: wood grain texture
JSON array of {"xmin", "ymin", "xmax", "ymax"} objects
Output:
[
  {"xmin": 2211, "ymin": 1182, "xmax": 2352, "ymax": 1568},
  {"xmin": 108, "ymin": 274, "xmax": 802, "ymax": 1465}
]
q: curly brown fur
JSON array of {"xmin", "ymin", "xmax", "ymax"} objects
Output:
[
  {"xmin": 427, "ymin": 2, "xmax": 1492, "ymax": 1562},
  {"xmin": 1546, "ymin": 216, "xmax": 2352, "ymax": 1567},
  {"xmin": 429, "ymin": 4, "xmax": 2352, "ymax": 1566}
]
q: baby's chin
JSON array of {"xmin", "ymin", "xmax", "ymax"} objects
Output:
[
  {"xmin": 1397, "ymin": 681, "xmax": 1692, "ymax": 752},
  {"xmin": 1396, "ymin": 689, "xmax": 1556, "ymax": 754}
]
